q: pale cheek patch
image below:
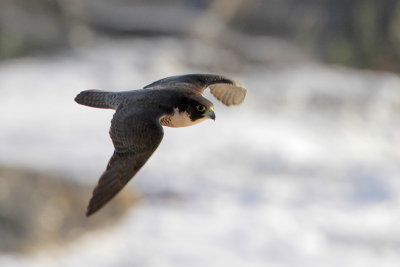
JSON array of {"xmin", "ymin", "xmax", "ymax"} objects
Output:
[{"xmin": 160, "ymin": 108, "xmax": 208, "ymax": 128}]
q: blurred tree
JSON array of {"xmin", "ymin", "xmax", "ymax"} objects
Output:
[
  {"xmin": 0, "ymin": 0, "xmax": 68, "ymax": 58},
  {"xmin": 314, "ymin": 0, "xmax": 399, "ymax": 71},
  {"xmin": 229, "ymin": 0, "xmax": 400, "ymax": 71},
  {"xmin": 0, "ymin": 0, "xmax": 399, "ymax": 72}
]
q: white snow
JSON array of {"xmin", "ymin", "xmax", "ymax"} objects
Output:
[{"xmin": 1, "ymin": 38, "xmax": 400, "ymax": 267}]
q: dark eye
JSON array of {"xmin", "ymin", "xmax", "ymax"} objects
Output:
[{"xmin": 196, "ymin": 105, "xmax": 206, "ymax": 112}]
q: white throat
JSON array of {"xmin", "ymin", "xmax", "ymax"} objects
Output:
[{"xmin": 160, "ymin": 108, "xmax": 207, "ymax": 128}]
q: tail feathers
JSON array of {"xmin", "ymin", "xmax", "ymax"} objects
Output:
[{"xmin": 75, "ymin": 90, "xmax": 119, "ymax": 109}]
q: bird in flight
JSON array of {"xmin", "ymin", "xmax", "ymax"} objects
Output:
[{"xmin": 75, "ymin": 74, "xmax": 247, "ymax": 216}]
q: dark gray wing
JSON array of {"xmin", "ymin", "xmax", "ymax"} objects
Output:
[
  {"xmin": 86, "ymin": 105, "xmax": 164, "ymax": 216},
  {"xmin": 144, "ymin": 74, "xmax": 247, "ymax": 106}
]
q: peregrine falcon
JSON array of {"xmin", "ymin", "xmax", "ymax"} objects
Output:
[{"xmin": 75, "ymin": 74, "xmax": 247, "ymax": 216}]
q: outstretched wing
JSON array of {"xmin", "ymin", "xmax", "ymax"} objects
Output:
[
  {"xmin": 144, "ymin": 74, "xmax": 246, "ymax": 106},
  {"xmin": 86, "ymin": 105, "xmax": 164, "ymax": 216}
]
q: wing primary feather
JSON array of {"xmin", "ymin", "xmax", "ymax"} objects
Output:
[
  {"xmin": 143, "ymin": 74, "xmax": 246, "ymax": 106},
  {"xmin": 86, "ymin": 107, "xmax": 164, "ymax": 216}
]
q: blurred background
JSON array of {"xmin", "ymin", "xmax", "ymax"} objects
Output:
[{"xmin": 1, "ymin": 0, "xmax": 400, "ymax": 266}]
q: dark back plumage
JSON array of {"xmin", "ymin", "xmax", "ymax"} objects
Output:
[{"xmin": 75, "ymin": 74, "xmax": 247, "ymax": 216}]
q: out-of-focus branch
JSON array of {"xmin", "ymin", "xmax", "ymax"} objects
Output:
[
  {"xmin": 190, "ymin": 0, "xmax": 249, "ymax": 40},
  {"xmin": 188, "ymin": 0, "xmax": 305, "ymax": 67}
]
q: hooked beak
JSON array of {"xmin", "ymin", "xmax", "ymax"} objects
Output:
[{"xmin": 204, "ymin": 107, "xmax": 216, "ymax": 120}]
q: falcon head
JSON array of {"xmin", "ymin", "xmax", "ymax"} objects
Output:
[
  {"xmin": 160, "ymin": 95, "xmax": 215, "ymax": 128},
  {"xmin": 186, "ymin": 96, "xmax": 215, "ymax": 122}
]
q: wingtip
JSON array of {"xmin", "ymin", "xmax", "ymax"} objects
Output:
[
  {"xmin": 85, "ymin": 206, "xmax": 94, "ymax": 217},
  {"xmin": 85, "ymin": 196, "xmax": 103, "ymax": 217},
  {"xmin": 85, "ymin": 196, "xmax": 101, "ymax": 217},
  {"xmin": 85, "ymin": 204, "xmax": 97, "ymax": 217}
]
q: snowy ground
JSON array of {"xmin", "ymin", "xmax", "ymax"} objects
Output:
[{"xmin": 1, "ymin": 38, "xmax": 400, "ymax": 267}]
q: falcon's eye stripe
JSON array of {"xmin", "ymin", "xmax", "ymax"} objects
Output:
[{"xmin": 196, "ymin": 105, "xmax": 206, "ymax": 112}]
